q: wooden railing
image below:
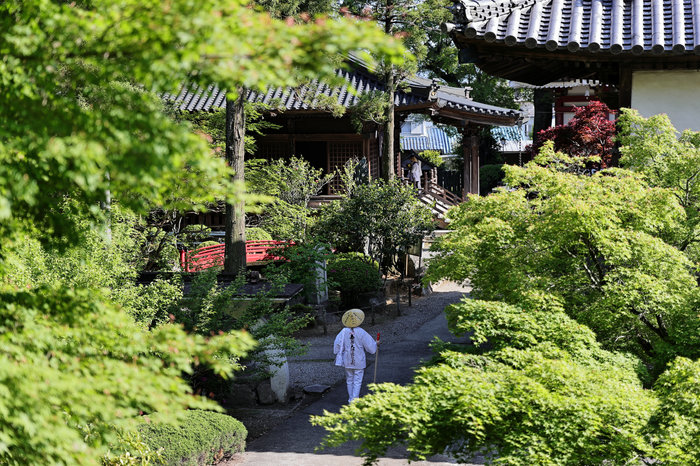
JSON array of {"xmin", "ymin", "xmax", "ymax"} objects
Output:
[
  {"xmin": 400, "ymin": 177, "xmax": 463, "ymax": 207},
  {"xmin": 179, "ymin": 240, "xmax": 293, "ymax": 272},
  {"xmin": 424, "ymin": 180, "xmax": 464, "ymax": 207}
]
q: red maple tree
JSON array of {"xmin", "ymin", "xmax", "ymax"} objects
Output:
[{"xmin": 531, "ymin": 100, "xmax": 618, "ymax": 168}]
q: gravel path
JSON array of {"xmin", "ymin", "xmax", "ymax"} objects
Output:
[
  {"xmin": 224, "ymin": 281, "xmax": 480, "ymax": 466},
  {"xmin": 288, "ymin": 281, "xmax": 472, "ymax": 391}
]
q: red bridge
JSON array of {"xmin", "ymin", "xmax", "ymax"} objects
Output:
[{"xmin": 179, "ymin": 240, "xmax": 292, "ymax": 272}]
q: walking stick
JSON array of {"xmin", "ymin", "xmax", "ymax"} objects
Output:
[{"xmin": 373, "ymin": 332, "xmax": 380, "ymax": 383}]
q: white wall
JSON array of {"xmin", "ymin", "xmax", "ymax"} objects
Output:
[{"xmin": 632, "ymin": 70, "xmax": 700, "ymax": 132}]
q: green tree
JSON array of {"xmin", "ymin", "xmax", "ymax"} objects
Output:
[
  {"xmin": 0, "ymin": 0, "xmax": 406, "ymax": 462},
  {"xmin": 313, "ymin": 114, "xmax": 700, "ymax": 465},
  {"xmin": 256, "ymin": 0, "xmax": 335, "ymax": 18},
  {"xmin": 618, "ymin": 109, "xmax": 700, "ymax": 257},
  {"xmin": 312, "ymin": 298, "xmax": 656, "ymax": 464},
  {"xmin": 427, "ymin": 145, "xmax": 700, "ymax": 369},
  {"xmin": 648, "ymin": 357, "xmax": 700, "ymax": 465},
  {"xmin": 246, "ymin": 156, "xmax": 334, "ymax": 240},
  {"xmin": 314, "ymin": 179, "xmax": 434, "ymax": 274},
  {"xmin": 343, "ymin": 0, "xmax": 427, "ymax": 180}
]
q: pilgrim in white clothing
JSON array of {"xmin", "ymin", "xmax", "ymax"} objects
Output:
[
  {"xmin": 334, "ymin": 309, "xmax": 378, "ymax": 403},
  {"xmin": 410, "ymin": 156, "xmax": 422, "ymax": 190}
]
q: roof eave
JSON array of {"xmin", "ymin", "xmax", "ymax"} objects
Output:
[{"xmin": 396, "ymin": 101, "xmax": 521, "ymax": 126}]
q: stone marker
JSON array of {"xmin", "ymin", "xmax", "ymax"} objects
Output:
[
  {"xmin": 230, "ymin": 383, "xmax": 258, "ymax": 408},
  {"xmin": 257, "ymin": 381, "xmax": 277, "ymax": 405},
  {"xmin": 303, "ymin": 384, "xmax": 331, "ymax": 395}
]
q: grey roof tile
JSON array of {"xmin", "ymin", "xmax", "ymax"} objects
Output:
[
  {"xmin": 167, "ymin": 62, "xmax": 521, "ymax": 122},
  {"xmin": 450, "ymin": 0, "xmax": 700, "ymax": 55}
]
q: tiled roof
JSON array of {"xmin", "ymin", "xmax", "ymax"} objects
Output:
[
  {"xmin": 166, "ymin": 66, "xmax": 389, "ymax": 112},
  {"xmin": 511, "ymin": 79, "xmax": 601, "ymax": 89},
  {"xmin": 165, "ymin": 61, "xmax": 521, "ymax": 123},
  {"xmin": 401, "ymin": 127, "xmax": 460, "ymax": 154},
  {"xmin": 448, "ymin": 0, "xmax": 700, "ymax": 55},
  {"xmin": 405, "ymin": 75, "xmax": 523, "ymax": 118}
]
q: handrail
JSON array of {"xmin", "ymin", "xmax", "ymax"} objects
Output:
[
  {"xmin": 179, "ymin": 240, "xmax": 293, "ymax": 272},
  {"xmin": 424, "ymin": 180, "xmax": 464, "ymax": 206}
]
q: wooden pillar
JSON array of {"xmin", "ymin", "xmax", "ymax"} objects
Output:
[
  {"xmin": 462, "ymin": 126, "xmax": 471, "ymax": 198},
  {"xmin": 364, "ymin": 137, "xmax": 371, "ymax": 179},
  {"xmin": 533, "ymin": 88, "xmax": 555, "ymax": 139},
  {"xmin": 394, "ymin": 115, "xmax": 403, "ymax": 176},
  {"xmin": 462, "ymin": 126, "xmax": 480, "ymax": 196},
  {"xmin": 377, "ymin": 128, "xmax": 384, "ymax": 179},
  {"xmin": 470, "ymin": 131, "xmax": 480, "ymax": 195},
  {"xmin": 619, "ymin": 65, "xmax": 632, "ymax": 109}
]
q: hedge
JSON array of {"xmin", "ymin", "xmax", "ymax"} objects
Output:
[
  {"xmin": 246, "ymin": 227, "xmax": 273, "ymax": 241},
  {"xmin": 139, "ymin": 410, "xmax": 247, "ymax": 465},
  {"xmin": 327, "ymin": 253, "xmax": 382, "ymax": 305}
]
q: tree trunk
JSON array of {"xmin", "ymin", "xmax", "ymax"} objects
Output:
[
  {"xmin": 224, "ymin": 90, "xmax": 247, "ymax": 274},
  {"xmin": 382, "ymin": 69, "xmax": 396, "ymax": 181}
]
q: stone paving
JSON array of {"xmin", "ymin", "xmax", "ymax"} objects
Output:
[{"xmin": 224, "ymin": 282, "xmax": 486, "ymax": 466}]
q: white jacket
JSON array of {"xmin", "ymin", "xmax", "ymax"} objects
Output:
[
  {"xmin": 411, "ymin": 159, "xmax": 422, "ymax": 182},
  {"xmin": 334, "ymin": 327, "xmax": 377, "ymax": 369}
]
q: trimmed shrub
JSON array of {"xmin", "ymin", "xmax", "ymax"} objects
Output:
[
  {"xmin": 479, "ymin": 164, "xmax": 505, "ymax": 195},
  {"xmin": 196, "ymin": 240, "xmax": 221, "ymax": 250},
  {"xmin": 246, "ymin": 227, "xmax": 273, "ymax": 241},
  {"xmin": 139, "ymin": 410, "xmax": 247, "ymax": 465},
  {"xmin": 327, "ymin": 253, "xmax": 382, "ymax": 305},
  {"xmin": 418, "ymin": 149, "xmax": 444, "ymax": 167},
  {"xmin": 102, "ymin": 430, "xmax": 164, "ymax": 465}
]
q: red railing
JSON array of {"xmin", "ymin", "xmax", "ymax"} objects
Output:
[{"xmin": 179, "ymin": 240, "xmax": 293, "ymax": 272}]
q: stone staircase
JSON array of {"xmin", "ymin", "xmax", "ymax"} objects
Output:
[
  {"xmin": 421, "ymin": 229, "xmax": 451, "ymax": 261},
  {"xmin": 416, "ymin": 180, "xmax": 464, "ymax": 225}
]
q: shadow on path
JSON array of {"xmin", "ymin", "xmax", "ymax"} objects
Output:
[{"xmin": 226, "ymin": 286, "xmax": 485, "ymax": 465}]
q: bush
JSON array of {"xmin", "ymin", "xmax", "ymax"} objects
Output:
[
  {"xmin": 313, "ymin": 179, "xmax": 434, "ymax": 274},
  {"xmin": 175, "ymin": 270, "xmax": 310, "ymax": 390},
  {"xmin": 196, "ymin": 240, "xmax": 221, "ymax": 250},
  {"xmin": 246, "ymin": 227, "xmax": 272, "ymax": 241},
  {"xmin": 139, "ymin": 410, "xmax": 247, "ymax": 465},
  {"xmin": 479, "ymin": 164, "xmax": 505, "ymax": 195},
  {"xmin": 264, "ymin": 241, "xmax": 333, "ymax": 302},
  {"xmin": 418, "ymin": 149, "xmax": 444, "ymax": 168},
  {"xmin": 102, "ymin": 430, "xmax": 164, "ymax": 465},
  {"xmin": 327, "ymin": 253, "xmax": 382, "ymax": 304},
  {"xmin": 246, "ymin": 156, "xmax": 334, "ymax": 241}
]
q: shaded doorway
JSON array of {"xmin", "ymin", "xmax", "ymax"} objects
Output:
[{"xmin": 295, "ymin": 141, "xmax": 329, "ymax": 194}]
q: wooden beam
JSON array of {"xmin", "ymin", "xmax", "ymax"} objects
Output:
[{"xmin": 261, "ymin": 133, "xmax": 364, "ymax": 142}]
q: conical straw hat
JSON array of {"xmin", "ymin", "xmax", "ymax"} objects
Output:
[{"xmin": 342, "ymin": 309, "xmax": 364, "ymax": 328}]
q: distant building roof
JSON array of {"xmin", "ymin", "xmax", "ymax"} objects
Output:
[
  {"xmin": 165, "ymin": 58, "xmax": 521, "ymax": 126},
  {"xmin": 511, "ymin": 79, "xmax": 602, "ymax": 89},
  {"xmin": 401, "ymin": 127, "xmax": 460, "ymax": 154}
]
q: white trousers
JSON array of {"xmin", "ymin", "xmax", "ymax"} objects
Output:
[{"xmin": 345, "ymin": 368, "xmax": 364, "ymax": 403}]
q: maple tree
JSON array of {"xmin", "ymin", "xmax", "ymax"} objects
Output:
[
  {"xmin": 530, "ymin": 100, "xmax": 617, "ymax": 168},
  {"xmin": 0, "ymin": 0, "xmax": 405, "ymax": 462},
  {"xmin": 314, "ymin": 112, "xmax": 700, "ymax": 464}
]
